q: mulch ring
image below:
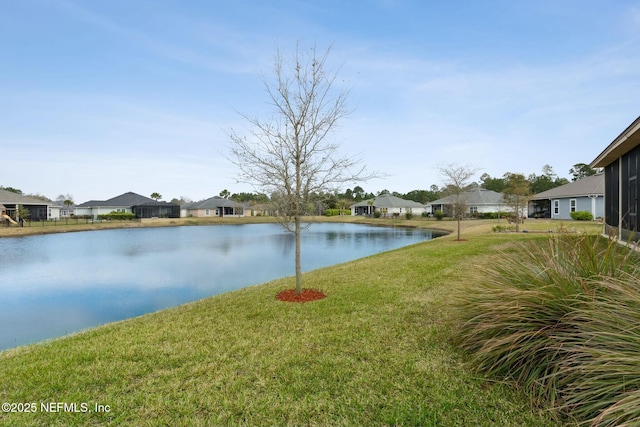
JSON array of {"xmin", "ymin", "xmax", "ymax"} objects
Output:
[{"xmin": 276, "ymin": 288, "xmax": 327, "ymax": 303}]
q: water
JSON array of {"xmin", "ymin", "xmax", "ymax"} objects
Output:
[{"xmin": 0, "ymin": 223, "xmax": 445, "ymax": 350}]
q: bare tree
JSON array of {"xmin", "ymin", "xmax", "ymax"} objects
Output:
[
  {"xmin": 502, "ymin": 172, "xmax": 531, "ymax": 232},
  {"xmin": 228, "ymin": 43, "xmax": 375, "ymax": 294},
  {"xmin": 439, "ymin": 163, "xmax": 479, "ymax": 240}
]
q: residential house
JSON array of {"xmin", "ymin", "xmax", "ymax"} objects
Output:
[
  {"xmin": 528, "ymin": 174, "xmax": 603, "ymax": 220},
  {"xmin": 53, "ymin": 201, "xmax": 74, "ymax": 218},
  {"xmin": 0, "ymin": 188, "xmax": 56, "ymax": 221},
  {"xmin": 75, "ymin": 192, "xmax": 180, "ymax": 219},
  {"xmin": 182, "ymin": 196, "xmax": 246, "ymax": 218},
  {"xmin": 590, "ymin": 115, "xmax": 640, "ymax": 241},
  {"xmin": 426, "ymin": 188, "xmax": 508, "ymax": 216},
  {"xmin": 350, "ymin": 193, "xmax": 426, "ymax": 217}
]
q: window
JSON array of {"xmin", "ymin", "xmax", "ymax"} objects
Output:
[
  {"xmin": 553, "ymin": 200, "xmax": 559, "ymax": 215},
  {"xmin": 205, "ymin": 209, "xmax": 210, "ymax": 216},
  {"xmin": 570, "ymin": 199, "xmax": 577, "ymax": 213},
  {"xmin": 469, "ymin": 206, "xmax": 478, "ymax": 214}
]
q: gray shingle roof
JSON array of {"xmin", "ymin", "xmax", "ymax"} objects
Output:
[
  {"xmin": 77, "ymin": 192, "xmax": 175, "ymax": 207},
  {"xmin": 427, "ymin": 188, "xmax": 504, "ymax": 206},
  {"xmin": 183, "ymin": 196, "xmax": 244, "ymax": 209},
  {"xmin": 0, "ymin": 188, "xmax": 52, "ymax": 205},
  {"xmin": 351, "ymin": 193, "xmax": 425, "ymax": 209},
  {"xmin": 530, "ymin": 173, "xmax": 603, "ymax": 200}
]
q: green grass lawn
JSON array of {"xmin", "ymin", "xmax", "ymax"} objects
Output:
[{"xmin": 0, "ymin": 219, "xmax": 600, "ymax": 426}]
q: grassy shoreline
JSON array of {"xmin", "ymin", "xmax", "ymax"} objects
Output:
[
  {"xmin": 0, "ymin": 214, "xmax": 600, "ymax": 238},
  {"xmin": 0, "ymin": 219, "xmax": 602, "ymax": 426}
]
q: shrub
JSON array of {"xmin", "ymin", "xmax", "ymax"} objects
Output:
[
  {"xmin": 98, "ymin": 211, "xmax": 136, "ymax": 221},
  {"xmin": 492, "ymin": 224, "xmax": 516, "ymax": 232},
  {"xmin": 421, "ymin": 211, "xmax": 429, "ymax": 218},
  {"xmin": 324, "ymin": 209, "xmax": 350, "ymax": 216},
  {"xmin": 570, "ymin": 210, "xmax": 593, "ymax": 221},
  {"xmin": 454, "ymin": 233, "xmax": 640, "ymax": 423},
  {"xmin": 434, "ymin": 210, "xmax": 444, "ymax": 221},
  {"xmin": 373, "ymin": 211, "xmax": 381, "ymax": 218},
  {"xmin": 405, "ymin": 212, "xmax": 413, "ymax": 220}
]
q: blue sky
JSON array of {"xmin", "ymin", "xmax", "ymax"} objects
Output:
[{"xmin": 2, "ymin": 0, "xmax": 640, "ymax": 203}]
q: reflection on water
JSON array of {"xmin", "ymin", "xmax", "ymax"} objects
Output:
[{"xmin": 0, "ymin": 223, "xmax": 444, "ymax": 350}]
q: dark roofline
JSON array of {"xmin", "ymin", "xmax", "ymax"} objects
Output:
[{"xmin": 591, "ymin": 116, "xmax": 640, "ymax": 168}]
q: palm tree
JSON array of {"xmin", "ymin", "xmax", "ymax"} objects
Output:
[{"xmin": 150, "ymin": 192, "xmax": 162, "ymax": 201}]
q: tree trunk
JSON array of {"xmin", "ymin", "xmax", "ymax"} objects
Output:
[
  {"xmin": 457, "ymin": 216, "xmax": 461, "ymax": 240},
  {"xmin": 295, "ymin": 215, "xmax": 302, "ymax": 294}
]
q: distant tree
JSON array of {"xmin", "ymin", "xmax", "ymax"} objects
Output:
[
  {"xmin": 353, "ymin": 185, "xmax": 365, "ymax": 201},
  {"xmin": 55, "ymin": 194, "xmax": 75, "ymax": 210},
  {"xmin": 228, "ymin": 43, "xmax": 375, "ymax": 294},
  {"xmin": 324, "ymin": 193, "xmax": 338, "ymax": 209},
  {"xmin": 377, "ymin": 189, "xmax": 390, "ymax": 195},
  {"xmin": 24, "ymin": 193, "xmax": 51, "ymax": 202},
  {"xmin": 231, "ymin": 192, "xmax": 269, "ymax": 203},
  {"xmin": 150, "ymin": 192, "xmax": 162, "ymax": 201},
  {"xmin": 569, "ymin": 163, "xmax": 597, "ymax": 181},
  {"xmin": 529, "ymin": 164, "xmax": 569, "ymax": 194},
  {"xmin": 479, "ymin": 173, "xmax": 507, "ymax": 193},
  {"xmin": 17, "ymin": 204, "xmax": 30, "ymax": 221},
  {"xmin": 403, "ymin": 188, "xmax": 441, "ymax": 204},
  {"xmin": 502, "ymin": 173, "xmax": 531, "ymax": 232},
  {"xmin": 1, "ymin": 186, "xmax": 22, "ymax": 194},
  {"xmin": 219, "ymin": 189, "xmax": 230, "ymax": 199},
  {"xmin": 170, "ymin": 196, "xmax": 192, "ymax": 205},
  {"xmin": 439, "ymin": 163, "xmax": 479, "ymax": 240},
  {"xmin": 342, "ymin": 188, "xmax": 354, "ymax": 200},
  {"xmin": 403, "ymin": 190, "xmax": 429, "ymax": 204}
]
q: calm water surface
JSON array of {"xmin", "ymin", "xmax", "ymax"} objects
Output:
[{"xmin": 0, "ymin": 223, "xmax": 444, "ymax": 350}]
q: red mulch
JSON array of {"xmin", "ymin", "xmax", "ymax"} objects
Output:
[{"xmin": 276, "ymin": 288, "xmax": 327, "ymax": 303}]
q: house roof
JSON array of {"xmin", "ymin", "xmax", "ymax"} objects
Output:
[
  {"xmin": 530, "ymin": 173, "xmax": 603, "ymax": 200},
  {"xmin": 0, "ymin": 188, "xmax": 52, "ymax": 206},
  {"xmin": 351, "ymin": 193, "xmax": 425, "ymax": 209},
  {"xmin": 427, "ymin": 188, "xmax": 504, "ymax": 206},
  {"xmin": 591, "ymin": 116, "xmax": 640, "ymax": 168},
  {"xmin": 76, "ymin": 192, "xmax": 176, "ymax": 208},
  {"xmin": 183, "ymin": 196, "xmax": 244, "ymax": 209}
]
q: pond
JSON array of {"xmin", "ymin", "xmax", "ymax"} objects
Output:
[{"xmin": 0, "ymin": 223, "xmax": 446, "ymax": 350}]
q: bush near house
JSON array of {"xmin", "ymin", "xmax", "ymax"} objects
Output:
[
  {"xmin": 472, "ymin": 211, "xmax": 510, "ymax": 220},
  {"xmin": 324, "ymin": 209, "xmax": 351, "ymax": 216},
  {"xmin": 570, "ymin": 210, "xmax": 593, "ymax": 221},
  {"xmin": 97, "ymin": 212, "xmax": 137, "ymax": 221},
  {"xmin": 373, "ymin": 210, "xmax": 381, "ymax": 218},
  {"xmin": 434, "ymin": 210, "xmax": 445, "ymax": 220},
  {"xmin": 405, "ymin": 212, "xmax": 413, "ymax": 220}
]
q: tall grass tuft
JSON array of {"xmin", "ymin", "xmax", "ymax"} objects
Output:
[
  {"xmin": 557, "ymin": 275, "xmax": 640, "ymax": 426},
  {"xmin": 454, "ymin": 233, "xmax": 640, "ymax": 425}
]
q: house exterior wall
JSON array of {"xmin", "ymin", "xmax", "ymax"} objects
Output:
[
  {"xmin": 74, "ymin": 206, "xmax": 133, "ymax": 219},
  {"xmin": 467, "ymin": 204, "xmax": 510, "ymax": 214},
  {"xmin": 375, "ymin": 206, "xmax": 427, "ymax": 217},
  {"xmin": 48, "ymin": 206, "xmax": 60, "ymax": 220},
  {"xmin": 184, "ymin": 207, "xmax": 245, "ymax": 218},
  {"xmin": 549, "ymin": 196, "xmax": 604, "ymax": 220},
  {"xmin": 426, "ymin": 203, "xmax": 510, "ymax": 215},
  {"xmin": 185, "ymin": 208, "xmax": 217, "ymax": 217}
]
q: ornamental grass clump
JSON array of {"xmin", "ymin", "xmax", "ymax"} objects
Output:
[
  {"xmin": 556, "ymin": 275, "xmax": 640, "ymax": 426},
  {"xmin": 455, "ymin": 233, "xmax": 640, "ymax": 425}
]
